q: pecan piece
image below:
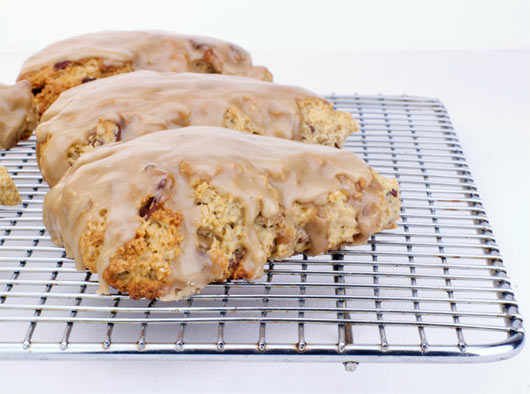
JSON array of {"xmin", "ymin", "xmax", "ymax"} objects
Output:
[
  {"xmin": 90, "ymin": 137, "xmax": 104, "ymax": 147},
  {"xmin": 228, "ymin": 249, "xmax": 245, "ymax": 271},
  {"xmin": 139, "ymin": 196, "xmax": 158, "ymax": 220},
  {"xmin": 297, "ymin": 233, "xmax": 310, "ymax": 244},
  {"xmin": 114, "ymin": 122, "xmax": 122, "ymax": 141},
  {"xmin": 54, "ymin": 60, "xmax": 71, "ymax": 71},
  {"xmin": 157, "ymin": 178, "xmax": 167, "ymax": 190}
]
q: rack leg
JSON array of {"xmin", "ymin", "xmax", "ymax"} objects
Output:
[{"xmin": 343, "ymin": 361, "xmax": 359, "ymax": 372}]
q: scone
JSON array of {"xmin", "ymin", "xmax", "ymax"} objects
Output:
[
  {"xmin": 0, "ymin": 81, "xmax": 38, "ymax": 150},
  {"xmin": 43, "ymin": 127, "xmax": 401, "ymax": 300},
  {"xmin": 17, "ymin": 30, "xmax": 272, "ymax": 116},
  {"xmin": 37, "ymin": 71, "xmax": 358, "ymax": 187}
]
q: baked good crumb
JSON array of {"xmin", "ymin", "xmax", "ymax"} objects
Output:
[{"xmin": 0, "ymin": 166, "xmax": 21, "ymax": 206}]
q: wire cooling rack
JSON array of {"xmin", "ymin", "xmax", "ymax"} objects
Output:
[{"xmin": 0, "ymin": 95, "xmax": 524, "ymax": 367}]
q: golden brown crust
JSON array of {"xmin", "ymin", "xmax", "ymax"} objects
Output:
[
  {"xmin": 67, "ymin": 119, "xmax": 121, "ymax": 166},
  {"xmin": 19, "ymin": 58, "xmax": 133, "ymax": 116},
  {"xmin": 222, "ymin": 98, "xmax": 358, "ymax": 146},
  {"xmin": 101, "ymin": 207, "xmax": 183, "ymax": 300},
  {"xmin": 78, "ymin": 210, "xmax": 107, "ymax": 273},
  {"xmin": 77, "ymin": 176, "xmax": 399, "ymax": 299},
  {"xmin": 222, "ymin": 107, "xmax": 262, "ymax": 135},
  {"xmin": 297, "ymin": 98, "xmax": 358, "ymax": 148}
]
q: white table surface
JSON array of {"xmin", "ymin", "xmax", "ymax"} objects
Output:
[{"xmin": 0, "ymin": 49, "xmax": 528, "ymax": 394}]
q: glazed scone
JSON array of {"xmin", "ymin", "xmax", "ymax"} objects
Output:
[
  {"xmin": 36, "ymin": 71, "xmax": 358, "ymax": 187},
  {"xmin": 17, "ymin": 30, "xmax": 272, "ymax": 116},
  {"xmin": 0, "ymin": 81, "xmax": 39, "ymax": 150},
  {"xmin": 43, "ymin": 127, "xmax": 400, "ymax": 300},
  {"xmin": 0, "ymin": 166, "xmax": 21, "ymax": 206}
]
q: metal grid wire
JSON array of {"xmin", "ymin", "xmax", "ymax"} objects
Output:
[{"xmin": 0, "ymin": 95, "xmax": 524, "ymax": 363}]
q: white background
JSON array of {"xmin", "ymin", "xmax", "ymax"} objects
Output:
[
  {"xmin": 1, "ymin": 0, "xmax": 529, "ymax": 52},
  {"xmin": 1, "ymin": 1, "xmax": 529, "ymax": 393}
]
